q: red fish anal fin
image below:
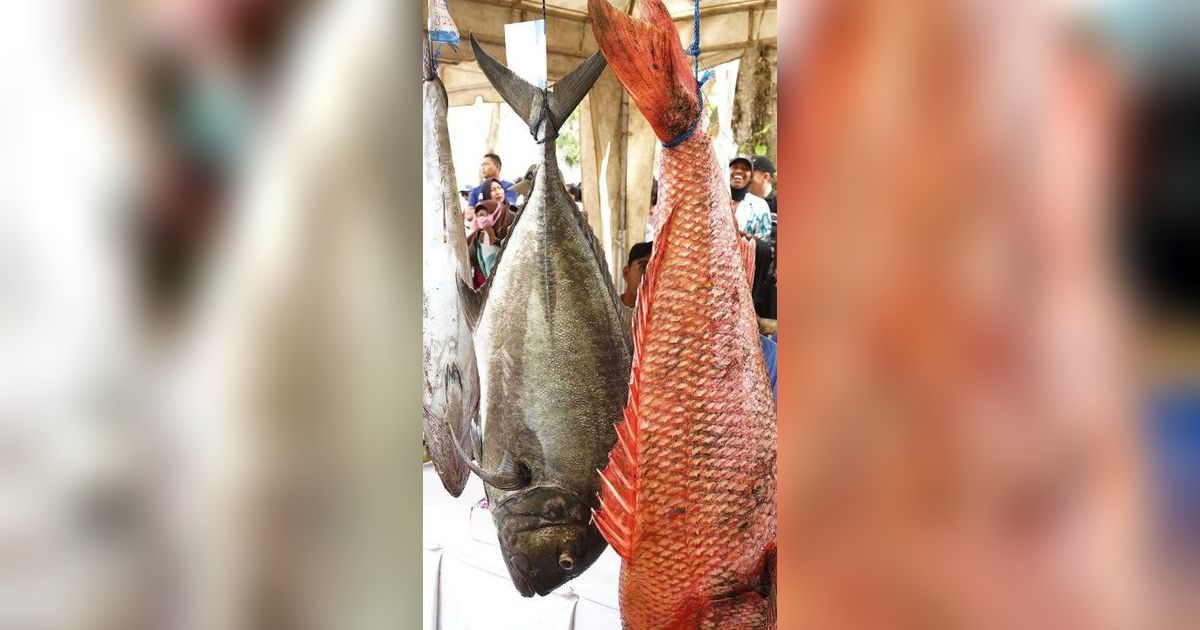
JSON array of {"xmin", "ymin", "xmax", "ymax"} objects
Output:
[
  {"xmin": 740, "ymin": 235, "xmax": 756, "ymax": 288},
  {"xmin": 593, "ymin": 204, "xmax": 675, "ymax": 560}
]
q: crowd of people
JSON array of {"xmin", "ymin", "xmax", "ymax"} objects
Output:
[
  {"xmin": 457, "ymin": 152, "xmax": 586, "ymax": 289},
  {"xmin": 456, "ymin": 148, "xmax": 781, "ymax": 397},
  {"xmin": 456, "ymin": 150, "xmax": 779, "ymax": 332}
]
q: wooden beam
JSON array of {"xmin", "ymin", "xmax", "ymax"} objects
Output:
[
  {"xmin": 422, "ymin": 29, "xmax": 590, "ymax": 58},
  {"xmin": 494, "ymin": 1, "xmax": 589, "ymax": 21},
  {"xmin": 701, "ymin": 37, "xmax": 777, "ymax": 54},
  {"xmin": 670, "ymin": 1, "xmax": 776, "ymax": 21},
  {"xmin": 450, "ymin": 1, "xmax": 777, "ymax": 24}
]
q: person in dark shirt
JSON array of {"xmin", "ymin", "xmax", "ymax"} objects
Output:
[
  {"xmin": 750, "ymin": 155, "xmax": 777, "ymax": 215},
  {"xmin": 752, "ymin": 237, "xmax": 776, "ymax": 321},
  {"xmin": 747, "ymin": 156, "xmax": 777, "ymax": 322},
  {"xmin": 467, "ymin": 153, "xmax": 519, "ymax": 206}
]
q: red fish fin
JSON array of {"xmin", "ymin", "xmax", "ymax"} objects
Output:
[
  {"xmin": 588, "ymin": 0, "xmax": 699, "ymax": 143},
  {"xmin": 594, "ymin": 203, "xmax": 675, "ymax": 560},
  {"xmin": 740, "ymin": 235, "xmax": 756, "ymax": 288}
]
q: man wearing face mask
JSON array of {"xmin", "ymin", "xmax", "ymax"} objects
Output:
[{"xmin": 729, "ymin": 156, "xmax": 772, "ymax": 241}]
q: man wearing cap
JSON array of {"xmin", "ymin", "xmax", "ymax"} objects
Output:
[
  {"xmin": 750, "ymin": 156, "xmax": 777, "ymax": 216},
  {"xmin": 731, "ymin": 155, "xmax": 777, "ymax": 328},
  {"xmin": 467, "ymin": 153, "xmax": 520, "ymax": 206},
  {"xmin": 729, "ymin": 155, "xmax": 772, "ymax": 241}
]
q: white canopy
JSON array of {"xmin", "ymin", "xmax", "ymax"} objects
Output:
[
  {"xmin": 427, "ymin": 0, "xmax": 777, "ymax": 282},
  {"xmin": 427, "ymin": 1, "xmax": 776, "ymax": 106}
]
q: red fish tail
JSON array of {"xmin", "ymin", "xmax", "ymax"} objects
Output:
[{"xmin": 588, "ymin": 0, "xmax": 700, "ymax": 143}]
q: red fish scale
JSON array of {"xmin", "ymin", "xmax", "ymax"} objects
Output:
[{"xmin": 612, "ymin": 114, "xmax": 776, "ymax": 629}]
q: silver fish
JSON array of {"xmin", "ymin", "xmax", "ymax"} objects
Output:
[
  {"xmin": 457, "ymin": 35, "xmax": 631, "ymax": 597},
  {"xmin": 422, "ymin": 38, "xmax": 479, "ymax": 497}
]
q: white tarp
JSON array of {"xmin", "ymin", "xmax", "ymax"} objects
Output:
[
  {"xmin": 422, "ymin": 465, "xmax": 622, "ymax": 630},
  {"xmin": 427, "ymin": 0, "xmax": 777, "ymax": 106}
]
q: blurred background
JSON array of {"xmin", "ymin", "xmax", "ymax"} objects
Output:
[
  {"xmin": 1, "ymin": 0, "xmax": 422, "ymax": 629},
  {"xmin": 0, "ymin": 1, "xmax": 1196, "ymax": 630},
  {"xmin": 777, "ymin": 0, "xmax": 1199, "ymax": 628}
]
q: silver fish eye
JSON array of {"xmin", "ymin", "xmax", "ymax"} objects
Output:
[{"xmin": 558, "ymin": 553, "xmax": 574, "ymax": 571}]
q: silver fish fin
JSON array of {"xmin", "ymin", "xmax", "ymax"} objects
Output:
[
  {"xmin": 458, "ymin": 280, "xmax": 485, "ymax": 330},
  {"xmin": 470, "ymin": 419, "xmax": 483, "ymax": 463},
  {"xmin": 546, "ymin": 50, "xmax": 607, "ymax": 130},
  {"xmin": 445, "ymin": 412, "xmax": 530, "ymax": 491},
  {"xmin": 469, "ymin": 34, "xmax": 606, "ymax": 142},
  {"xmin": 470, "ymin": 34, "xmax": 542, "ymax": 129},
  {"xmin": 564, "ymin": 197, "xmax": 630, "ymax": 354}
]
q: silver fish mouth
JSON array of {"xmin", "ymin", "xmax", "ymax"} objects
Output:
[
  {"xmin": 507, "ymin": 556, "xmax": 539, "ymax": 597},
  {"xmin": 490, "ymin": 483, "xmax": 591, "ymax": 515},
  {"xmin": 492, "ymin": 485, "xmax": 606, "ymax": 597}
]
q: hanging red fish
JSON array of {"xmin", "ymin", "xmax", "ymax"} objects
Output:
[{"xmin": 588, "ymin": 1, "xmax": 777, "ymax": 627}]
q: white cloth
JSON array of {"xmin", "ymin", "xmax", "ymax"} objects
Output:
[
  {"xmin": 619, "ymin": 301, "xmax": 635, "ymax": 342},
  {"xmin": 734, "ymin": 193, "xmax": 772, "ymax": 240},
  {"xmin": 423, "ymin": 465, "xmax": 621, "ymax": 629},
  {"xmin": 478, "ymin": 232, "xmax": 500, "ymax": 259}
]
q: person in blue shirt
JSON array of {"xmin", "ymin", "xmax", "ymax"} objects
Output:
[{"xmin": 467, "ymin": 153, "xmax": 519, "ymax": 206}]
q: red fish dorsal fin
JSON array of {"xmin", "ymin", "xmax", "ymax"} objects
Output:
[
  {"xmin": 592, "ymin": 204, "xmax": 675, "ymax": 560},
  {"xmin": 740, "ymin": 235, "xmax": 756, "ymax": 288}
]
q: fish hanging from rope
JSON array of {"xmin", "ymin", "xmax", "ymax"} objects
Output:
[
  {"xmin": 450, "ymin": 34, "xmax": 632, "ymax": 597},
  {"xmin": 422, "ymin": 0, "xmax": 478, "ymax": 497},
  {"xmin": 588, "ymin": 0, "xmax": 777, "ymax": 627}
]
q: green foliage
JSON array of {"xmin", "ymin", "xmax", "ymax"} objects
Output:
[
  {"xmin": 556, "ymin": 109, "xmax": 582, "ymax": 168},
  {"xmin": 739, "ymin": 122, "xmax": 774, "ymax": 156}
]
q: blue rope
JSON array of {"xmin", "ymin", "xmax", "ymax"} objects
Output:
[
  {"xmin": 529, "ymin": 97, "xmax": 554, "ymax": 144},
  {"xmin": 688, "ymin": 0, "xmax": 701, "ymax": 77},
  {"xmin": 428, "ymin": 35, "xmax": 459, "ymax": 72},
  {"xmin": 525, "ymin": 0, "xmax": 553, "ymax": 144},
  {"xmin": 663, "ymin": 0, "xmax": 708, "ymax": 148}
]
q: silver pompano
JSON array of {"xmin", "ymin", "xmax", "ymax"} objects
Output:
[
  {"xmin": 422, "ymin": 39, "xmax": 477, "ymax": 497},
  {"xmin": 464, "ymin": 36, "xmax": 631, "ymax": 597}
]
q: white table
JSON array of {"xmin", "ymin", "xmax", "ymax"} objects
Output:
[{"xmin": 423, "ymin": 463, "xmax": 623, "ymax": 629}]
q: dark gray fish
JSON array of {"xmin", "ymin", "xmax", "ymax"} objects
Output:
[
  {"xmin": 422, "ymin": 38, "xmax": 479, "ymax": 497},
  {"xmin": 457, "ymin": 35, "xmax": 632, "ymax": 596}
]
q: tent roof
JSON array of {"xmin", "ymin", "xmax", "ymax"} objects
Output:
[{"xmin": 427, "ymin": 0, "xmax": 776, "ymax": 106}]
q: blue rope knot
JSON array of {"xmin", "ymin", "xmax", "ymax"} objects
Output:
[
  {"xmin": 529, "ymin": 0, "xmax": 552, "ymax": 144},
  {"xmin": 662, "ymin": 0, "xmax": 708, "ymax": 148},
  {"xmin": 662, "ymin": 71, "xmax": 712, "ymax": 148},
  {"xmin": 529, "ymin": 92, "xmax": 555, "ymax": 144},
  {"xmin": 429, "ymin": 39, "xmax": 459, "ymax": 72}
]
